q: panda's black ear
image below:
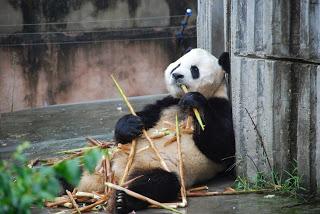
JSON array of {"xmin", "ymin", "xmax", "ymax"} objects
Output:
[
  {"xmin": 184, "ymin": 47, "xmax": 192, "ymax": 54},
  {"xmin": 218, "ymin": 52, "xmax": 230, "ymax": 74}
]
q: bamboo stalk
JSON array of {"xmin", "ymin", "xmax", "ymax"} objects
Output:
[
  {"xmin": 75, "ymin": 192, "xmax": 101, "ymax": 199},
  {"xmin": 164, "ymin": 126, "xmax": 193, "ymax": 134},
  {"xmin": 102, "ymin": 158, "xmax": 108, "ymax": 194},
  {"xmin": 163, "ymin": 121, "xmax": 176, "ymax": 129},
  {"xmin": 142, "ymin": 130, "xmax": 170, "ymax": 171},
  {"xmin": 119, "ymin": 139, "xmax": 137, "ymax": 185},
  {"xmin": 105, "ymin": 182, "xmax": 182, "ymax": 214},
  {"xmin": 86, "ymin": 137, "xmax": 102, "ymax": 146},
  {"xmin": 149, "ymin": 203, "xmax": 178, "ymax": 209},
  {"xmin": 27, "ymin": 158, "xmax": 39, "ymax": 168},
  {"xmin": 106, "ymin": 158, "xmax": 113, "ymax": 194},
  {"xmin": 176, "ymin": 114, "xmax": 187, "ymax": 207},
  {"xmin": 149, "ymin": 202, "xmax": 187, "ymax": 209},
  {"xmin": 122, "ymin": 175, "xmax": 144, "ymax": 187},
  {"xmin": 181, "ymin": 128, "xmax": 193, "ymax": 134},
  {"xmin": 66, "ymin": 190, "xmax": 81, "ymax": 214},
  {"xmin": 51, "ymin": 152, "xmax": 84, "ymax": 166},
  {"xmin": 185, "ymin": 116, "xmax": 192, "ymax": 129},
  {"xmin": 63, "ymin": 202, "xmax": 73, "ymax": 208},
  {"xmin": 136, "ymin": 146, "xmax": 150, "ymax": 154},
  {"xmin": 72, "ymin": 195, "xmax": 109, "ymax": 214},
  {"xmin": 186, "ymin": 189, "xmax": 273, "ymax": 197},
  {"xmin": 187, "ymin": 186, "xmax": 209, "ymax": 192},
  {"xmin": 163, "ymin": 136, "xmax": 177, "ymax": 147},
  {"xmin": 150, "ymin": 132, "xmax": 167, "ymax": 139},
  {"xmin": 57, "ymin": 146, "xmax": 99, "ymax": 154},
  {"xmin": 180, "ymin": 84, "xmax": 205, "ymax": 130},
  {"xmin": 72, "ymin": 188, "xmax": 78, "ymax": 195},
  {"xmin": 44, "ymin": 198, "xmax": 70, "ymax": 208},
  {"xmin": 111, "ymin": 74, "xmax": 169, "ymax": 172}
]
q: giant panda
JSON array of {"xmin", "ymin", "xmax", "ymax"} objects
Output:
[{"xmin": 77, "ymin": 48, "xmax": 235, "ymax": 213}]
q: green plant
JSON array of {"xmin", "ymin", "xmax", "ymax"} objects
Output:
[
  {"xmin": 0, "ymin": 143, "xmax": 58, "ymax": 213},
  {"xmin": 0, "ymin": 142, "xmax": 105, "ymax": 213},
  {"xmin": 233, "ymin": 167, "xmax": 306, "ymax": 198},
  {"xmin": 273, "ymin": 168, "xmax": 306, "ymax": 197}
]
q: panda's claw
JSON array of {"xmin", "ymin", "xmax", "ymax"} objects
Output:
[{"xmin": 115, "ymin": 190, "xmax": 128, "ymax": 214}]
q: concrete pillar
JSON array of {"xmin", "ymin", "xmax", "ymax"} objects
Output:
[
  {"xmin": 197, "ymin": 0, "xmax": 225, "ymax": 57},
  {"xmin": 230, "ymin": 0, "xmax": 320, "ymax": 193}
]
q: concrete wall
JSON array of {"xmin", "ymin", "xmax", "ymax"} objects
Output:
[
  {"xmin": 197, "ymin": 0, "xmax": 225, "ymax": 57},
  {"xmin": 0, "ymin": 0, "xmax": 197, "ymax": 113},
  {"xmin": 230, "ymin": 0, "xmax": 320, "ymax": 193}
]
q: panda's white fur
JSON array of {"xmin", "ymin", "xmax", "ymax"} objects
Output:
[{"xmin": 77, "ymin": 48, "xmax": 233, "ymax": 212}]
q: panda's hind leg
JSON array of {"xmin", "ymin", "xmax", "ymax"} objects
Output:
[{"xmin": 115, "ymin": 168, "xmax": 180, "ymax": 214}]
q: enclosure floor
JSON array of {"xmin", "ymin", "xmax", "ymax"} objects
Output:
[{"xmin": 32, "ymin": 175, "xmax": 320, "ymax": 214}]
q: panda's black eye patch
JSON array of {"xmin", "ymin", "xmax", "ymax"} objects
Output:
[
  {"xmin": 190, "ymin": 65, "xmax": 199, "ymax": 79},
  {"xmin": 170, "ymin": 63, "xmax": 181, "ymax": 74}
]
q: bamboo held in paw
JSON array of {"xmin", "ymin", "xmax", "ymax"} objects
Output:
[
  {"xmin": 111, "ymin": 74, "xmax": 169, "ymax": 172},
  {"xmin": 105, "ymin": 182, "xmax": 182, "ymax": 214},
  {"xmin": 180, "ymin": 84, "xmax": 205, "ymax": 130},
  {"xmin": 176, "ymin": 114, "xmax": 187, "ymax": 207}
]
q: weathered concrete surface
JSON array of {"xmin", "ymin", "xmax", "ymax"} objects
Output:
[
  {"xmin": 231, "ymin": 0, "xmax": 320, "ymax": 63},
  {"xmin": 0, "ymin": 95, "xmax": 166, "ymax": 159},
  {"xmin": 197, "ymin": 0, "xmax": 225, "ymax": 58},
  {"xmin": 228, "ymin": 0, "xmax": 320, "ymax": 194},
  {"xmin": 231, "ymin": 56, "xmax": 320, "ymax": 191},
  {"xmin": 0, "ymin": 41, "xmax": 175, "ymax": 113}
]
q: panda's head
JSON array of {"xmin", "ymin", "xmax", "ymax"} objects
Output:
[{"xmin": 164, "ymin": 48, "xmax": 230, "ymax": 99}]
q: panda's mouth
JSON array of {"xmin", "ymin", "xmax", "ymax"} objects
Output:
[{"xmin": 175, "ymin": 81, "xmax": 189, "ymax": 92}]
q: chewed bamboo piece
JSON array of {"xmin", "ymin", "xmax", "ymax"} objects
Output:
[
  {"xmin": 111, "ymin": 74, "xmax": 170, "ymax": 172},
  {"xmin": 180, "ymin": 84, "xmax": 205, "ymax": 130},
  {"xmin": 176, "ymin": 114, "xmax": 187, "ymax": 207},
  {"xmin": 105, "ymin": 182, "xmax": 182, "ymax": 214}
]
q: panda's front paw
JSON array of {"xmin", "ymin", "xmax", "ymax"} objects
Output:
[
  {"xmin": 179, "ymin": 92, "xmax": 207, "ymax": 110},
  {"xmin": 115, "ymin": 190, "xmax": 129, "ymax": 214},
  {"xmin": 115, "ymin": 114, "xmax": 143, "ymax": 144}
]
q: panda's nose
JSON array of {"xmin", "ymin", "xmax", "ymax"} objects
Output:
[{"xmin": 172, "ymin": 73, "xmax": 184, "ymax": 80}]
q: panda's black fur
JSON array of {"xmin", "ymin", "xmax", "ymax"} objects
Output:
[{"xmin": 77, "ymin": 49, "xmax": 235, "ymax": 214}]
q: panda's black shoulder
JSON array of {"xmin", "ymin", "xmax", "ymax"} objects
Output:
[
  {"xmin": 143, "ymin": 96, "xmax": 179, "ymax": 111},
  {"xmin": 137, "ymin": 96, "xmax": 179, "ymax": 129},
  {"xmin": 194, "ymin": 96, "xmax": 235, "ymax": 166},
  {"xmin": 207, "ymin": 97, "xmax": 232, "ymax": 117}
]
